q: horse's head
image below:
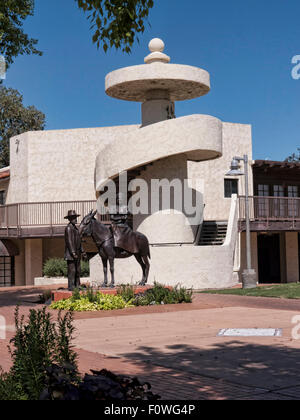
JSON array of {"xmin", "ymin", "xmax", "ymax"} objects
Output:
[{"xmin": 79, "ymin": 210, "xmax": 97, "ymax": 237}]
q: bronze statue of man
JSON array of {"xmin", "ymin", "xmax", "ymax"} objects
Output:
[{"xmin": 64, "ymin": 210, "xmax": 86, "ymax": 291}]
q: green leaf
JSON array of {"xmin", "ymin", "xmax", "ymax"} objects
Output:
[{"xmin": 75, "ymin": 0, "xmax": 154, "ymax": 54}]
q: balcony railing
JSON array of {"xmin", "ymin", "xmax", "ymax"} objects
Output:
[
  {"xmin": 0, "ymin": 200, "xmax": 111, "ymax": 238},
  {"xmin": 239, "ymin": 196, "xmax": 300, "ymax": 222}
]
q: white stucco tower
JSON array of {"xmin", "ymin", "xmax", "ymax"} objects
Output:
[
  {"xmin": 89, "ymin": 37, "xmax": 250, "ymax": 288},
  {"xmin": 95, "ymin": 39, "xmax": 223, "ymax": 245}
]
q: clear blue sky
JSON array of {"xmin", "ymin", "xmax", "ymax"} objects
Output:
[{"xmin": 3, "ymin": 0, "xmax": 300, "ymax": 160}]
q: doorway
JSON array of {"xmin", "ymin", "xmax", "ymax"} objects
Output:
[
  {"xmin": 258, "ymin": 234, "xmax": 281, "ymax": 284},
  {"xmin": 0, "ymin": 256, "xmax": 15, "ymax": 287}
]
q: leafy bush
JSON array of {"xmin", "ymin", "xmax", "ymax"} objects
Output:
[
  {"xmin": 0, "ymin": 307, "xmax": 78, "ymax": 401},
  {"xmin": 134, "ymin": 283, "xmax": 193, "ymax": 306},
  {"xmin": 51, "ymin": 292, "xmax": 134, "ymax": 312},
  {"xmin": 80, "ymin": 260, "xmax": 90, "ymax": 277},
  {"xmin": 43, "ymin": 258, "xmax": 89, "ymax": 278},
  {"xmin": 51, "ymin": 283, "xmax": 192, "ymax": 312},
  {"xmin": 0, "ymin": 369, "xmax": 26, "ymax": 400},
  {"xmin": 71, "ymin": 287, "xmax": 81, "ymax": 301},
  {"xmin": 43, "ymin": 258, "xmax": 67, "ymax": 277},
  {"xmin": 117, "ymin": 284, "xmax": 135, "ymax": 303},
  {"xmin": 40, "ymin": 366, "xmax": 160, "ymax": 401},
  {"xmin": 0, "ymin": 307, "xmax": 160, "ymax": 401}
]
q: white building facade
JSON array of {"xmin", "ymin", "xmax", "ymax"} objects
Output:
[{"xmin": 0, "ymin": 39, "xmax": 297, "ymax": 288}]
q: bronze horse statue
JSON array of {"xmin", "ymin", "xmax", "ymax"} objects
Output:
[{"xmin": 79, "ymin": 210, "xmax": 150, "ymax": 288}]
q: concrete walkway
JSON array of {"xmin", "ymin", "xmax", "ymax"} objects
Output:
[{"xmin": 1, "ymin": 288, "xmax": 300, "ymax": 399}]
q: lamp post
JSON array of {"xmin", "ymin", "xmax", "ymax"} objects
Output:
[{"xmin": 226, "ymin": 155, "xmax": 257, "ymax": 289}]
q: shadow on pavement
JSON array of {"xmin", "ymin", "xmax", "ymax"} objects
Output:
[{"xmin": 121, "ymin": 341, "xmax": 300, "ymax": 399}]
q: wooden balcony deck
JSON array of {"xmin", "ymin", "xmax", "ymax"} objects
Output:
[
  {"xmin": 239, "ymin": 196, "xmax": 300, "ymax": 231},
  {"xmin": 0, "ymin": 201, "xmax": 111, "ymax": 239}
]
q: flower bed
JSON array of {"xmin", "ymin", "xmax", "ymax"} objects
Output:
[
  {"xmin": 51, "ymin": 292, "xmax": 133, "ymax": 312},
  {"xmin": 50, "ymin": 284, "xmax": 193, "ymax": 312}
]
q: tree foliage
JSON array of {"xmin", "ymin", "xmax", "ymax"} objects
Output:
[
  {"xmin": 0, "ymin": 86, "xmax": 45, "ymax": 168},
  {"xmin": 286, "ymin": 148, "xmax": 300, "ymax": 162},
  {"xmin": 0, "ymin": 1, "xmax": 154, "ymax": 76},
  {"xmin": 75, "ymin": 0, "xmax": 154, "ymax": 53},
  {"xmin": 0, "ymin": 0, "xmax": 42, "ymax": 70}
]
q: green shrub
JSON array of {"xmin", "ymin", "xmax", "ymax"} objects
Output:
[
  {"xmin": 85, "ymin": 286, "xmax": 99, "ymax": 303},
  {"xmin": 0, "ymin": 307, "xmax": 159, "ymax": 401},
  {"xmin": 43, "ymin": 258, "xmax": 90, "ymax": 278},
  {"xmin": 134, "ymin": 283, "xmax": 193, "ymax": 306},
  {"xmin": 0, "ymin": 307, "xmax": 78, "ymax": 401},
  {"xmin": 71, "ymin": 288, "xmax": 81, "ymax": 301},
  {"xmin": 0, "ymin": 370, "xmax": 27, "ymax": 400},
  {"xmin": 40, "ymin": 366, "xmax": 160, "ymax": 400},
  {"xmin": 80, "ymin": 260, "xmax": 90, "ymax": 277},
  {"xmin": 117, "ymin": 284, "xmax": 135, "ymax": 303},
  {"xmin": 51, "ymin": 292, "xmax": 133, "ymax": 312},
  {"xmin": 51, "ymin": 283, "xmax": 192, "ymax": 312},
  {"xmin": 43, "ymin": 258, "xmax": 67, "ymax": 277}
]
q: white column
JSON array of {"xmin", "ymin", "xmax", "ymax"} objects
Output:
[
  {"xmin": 286, "ymin": 232, "xmax": 299, "ymax": 283},
  {"xmin": 25, "ymin": 239, "xmax": 43, "ymax": 285}
]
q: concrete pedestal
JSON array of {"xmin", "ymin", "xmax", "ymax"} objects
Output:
[{"xmin": 242, "ymin": 269, "xmax": 257, "ymax": 289}]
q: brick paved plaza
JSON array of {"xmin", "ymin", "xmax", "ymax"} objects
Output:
[{"xmin": 1, "ymin": 286, "xmax": 300, "ymax": 400}]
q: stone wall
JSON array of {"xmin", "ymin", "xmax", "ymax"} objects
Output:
[
  {"xmin": 7, "ymin": 125, "xmax": 139, "ymax": 204},
  {"xmin": 188, "ymin": 122, "xmax": 253, "ymax": 221}
]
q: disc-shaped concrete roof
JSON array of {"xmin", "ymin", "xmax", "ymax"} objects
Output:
[{"xmin": 105, "ymin": 62, "xmax": 210, "ymax": 102}]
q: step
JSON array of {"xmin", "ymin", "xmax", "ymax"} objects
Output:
[
  {"xmin": 201, "ymin": 233, "xmax": 226, "ymax": 238},
  {"xmin": 199, "ymin": 221, "xmax": 228, "ymax": 247},
  {"xmin": 200, "ymin": 242, "xmax": 225, "ymax": 246},
  {"xmin": 200, "ymin": 240, "xmax": 225, "ymax": 243},
  {"xmin": 200, "ymin": 238, "xmax": 224, "ymax": 243}
]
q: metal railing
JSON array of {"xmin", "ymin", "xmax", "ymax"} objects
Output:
[
  {"xmin": 0, "ymin": 200, "xmax": 111, "ymax": 231},
  {"xmin": 239, "ymin": 196, "xmax": 300, "ymax": 221}
]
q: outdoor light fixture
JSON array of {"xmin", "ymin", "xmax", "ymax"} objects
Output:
[
  {"xmin": 226, "ymin": 155, "xmax": 257, "ymax": 289},
  {"xmin": 226, "ymin": 158, "xmax": 244, "ymax": 177}
]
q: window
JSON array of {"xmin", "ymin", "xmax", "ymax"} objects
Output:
[
  {"xmin": 273, "ymin": 185, "xmax": 285, "ymax": 217},
  {"xmin": 0, "ymin": 257, "xmax": 14, "ymax": 287},
  {"xmin": 257, "ymin": 185, "xmax": 270, "ymax": 217},
  {"xmin": 288, "ymin": 186, "xmax": 298, "ymax": 198},
  {"xmin": 288, "ymin": 186, "xmax": 299, "ymax": 217},
  {"xmin": 258, "ymin": 184, "xmax": 269, "ymax": 197},
  {"xmin": 224, "ymin": 179, "xmax": 238, "ymax": 198},
  {"xmin": 0, "ymin": 191, "xmax": 5, "ymax": 206},
  {"xmin": 273, "ymin": 185, "xmax": 284, "ymax": 197}
]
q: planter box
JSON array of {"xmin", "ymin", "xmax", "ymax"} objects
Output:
[{"xmin": 52, "ymin": 285, "xmax": 155, "ymax": 303}]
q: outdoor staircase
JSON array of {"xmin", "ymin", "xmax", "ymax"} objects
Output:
[{"xmin": 198, "ymin": 221, "xmax": 228, "ymax": 246}]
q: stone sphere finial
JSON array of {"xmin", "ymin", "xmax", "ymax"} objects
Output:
[
  {"xmin": 144, "ymin": 38, "xmax": 170, "ymax": 64},
  {"xmin": 149, "ymin": 38, "xmax": 165, "ymax": 53}
]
